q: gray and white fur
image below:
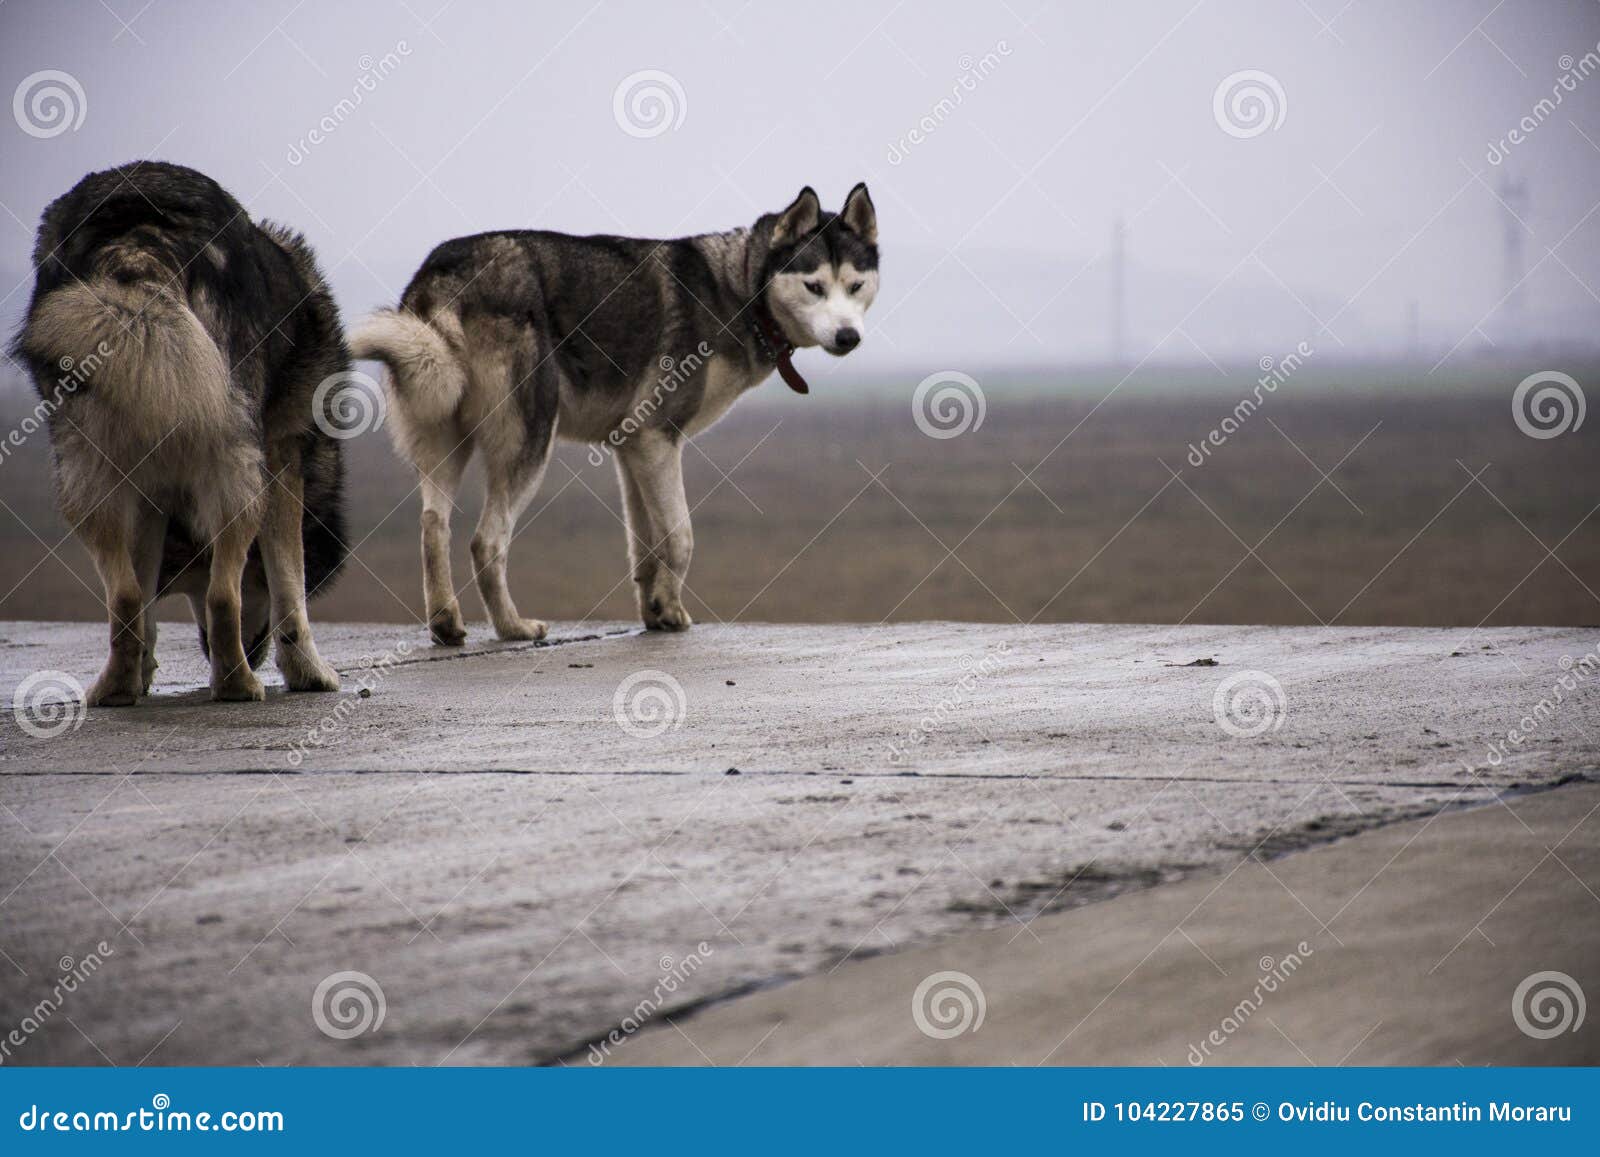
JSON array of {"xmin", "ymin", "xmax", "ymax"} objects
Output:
[
  {"xmin": 351, "ymin": 184, "xmax": 879, "ymax": 641},
  {"xmin": 11, "ymin": 161, "xmax": 349, "ymax": 704}
]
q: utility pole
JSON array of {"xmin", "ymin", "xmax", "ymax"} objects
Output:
[
  {"xmin": 1499, "ymin": 172, "xmax": 1529, "ymax": 336},
  {"xmin": 1110, "ymin": 215, "xmax": 1126, "ymax": 365}
]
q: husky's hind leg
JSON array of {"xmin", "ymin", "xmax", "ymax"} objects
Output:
[
  {"xmin": 471, "ymin": 433, "xmax": 553, "ymax": 643},
  {"xmin": 469, "ymin": 331, "xmax": 555, "ymax": 643},
  {"xmin": 79, "ymin": 495, "xmax": 153, "ymax": 707},
  {"xmin": 206, "ymin": 513, "xmax": 265, "ymax": 702},
  {"xmin": 131, "ymin": 507, "xmax": 167, "ymax": 695},
  {"xmin": 410, "ymin": 430, "xmax": 472, "ymax": 645},
  {"xmin": 260, "ymin": 445, "xmax": 339, "ymax": 692}
]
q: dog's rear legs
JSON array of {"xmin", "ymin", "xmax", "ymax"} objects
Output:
[
  {"xmin": 471, "ymin": 442, "xmax": 552, "ymax": 643},
  {"xmin": 618, "ymin": 433, "xmax": 693, "ymax": 631},
  {"xmin": 80, "ymin": 497, "xmax": 155, "ymax": 707},
  {"xmin": 260, "ymin": 449, "xmax": 339, "ymax": 692},
  {"xmin": 414, "ymin": 433, "xmax": 471, "ymax": 645},
  {"xmin": 132, "ymin": 508, "xmax": 167, "ymax": 696},
  {"xmin": 207, "ymin": 513, "xmax": 265, "ymax": 702}
]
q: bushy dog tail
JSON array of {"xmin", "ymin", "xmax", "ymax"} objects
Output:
[
  {"xmin": 348, "ymin": 308, "xmax": 465, "ymax": 427},
  {"xmin": 18, "ymin": 275, "xmax": 236, "ymax": 444}
]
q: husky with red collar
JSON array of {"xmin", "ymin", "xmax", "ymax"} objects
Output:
[{"xmin": 351, "ymin": 184, "xmax": 879, "ymax": 641}]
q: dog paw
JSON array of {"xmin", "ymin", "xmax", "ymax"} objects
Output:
[
  {"xmin": 87, "ymin": 675, "xmax": 141, "ymax": 707},
  {"xmin": 644, "ymin": 598, "xmax": 693, "ymax": 632},
  {"xmin": 496, "ymin": 618, "xmax": 548, "ymax": 642},
  {"xmin": 281, "ymin": 652, "xmax": 340, "ymax": 693},
  {"xmin": 211, "ymin": 671, "xmax": 266, "ymax": 702},
  {"xmin": 429, "ymin": 608, "xmax": 468, "ymax": 646}
]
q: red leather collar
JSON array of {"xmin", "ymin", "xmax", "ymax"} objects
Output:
[{"xmin": 753, "ymin": 310, "xmax": 809, "ymax": 395}]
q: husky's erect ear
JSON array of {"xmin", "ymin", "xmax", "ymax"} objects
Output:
[
  {"xmin": 772, "ymin": 186, "xmax": 821, "ymax": 245},
  {"xmin": 841, "ymin": 182, "xmax": 877, "ymax": 244}
]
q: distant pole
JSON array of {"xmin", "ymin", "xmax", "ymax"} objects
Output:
[
  {"xmin": 1111, "ymin": 215, "xmax": 1126, "ymax": 365},
  {"xmin": 1499, "ymin": 172, "xmax": 1529, "ymax": 334},
  {"xmin": 1406, "ymin": 299, "xmax": 1419, "ymax": 361}
]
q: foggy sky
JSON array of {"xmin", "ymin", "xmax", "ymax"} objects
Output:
[{"xmin": 3, "ymin": 0, "xmax": 1600, "ymax": 373}]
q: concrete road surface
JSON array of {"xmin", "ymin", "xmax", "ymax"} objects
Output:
[{"xmin": 0, "ymin": 620, "xmax": 1595, "ymax": 1065}]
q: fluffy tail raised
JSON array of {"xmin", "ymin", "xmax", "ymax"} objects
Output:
[
  {"xmin": 348, "ymin": 308, "xmax": 465, "ymax": 427},
  {"xmin": 19, "ymin": 277, "xmax": 236, "ymax": 444}
]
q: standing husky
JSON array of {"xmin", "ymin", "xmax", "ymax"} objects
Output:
[
  {"xmin": 12, "ymin": 161, "xmax": 346, "ymax": 704},
  {"xmin": 352, "ymin": 184, "xmax": 878, "ymax": 642}
]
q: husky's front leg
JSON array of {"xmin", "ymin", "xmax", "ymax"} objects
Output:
[{"xmin": 619, "ymin": 433, "xmax": 693, "ymax": 631}]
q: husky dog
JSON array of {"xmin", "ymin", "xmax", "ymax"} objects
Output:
[
  {"xmin": 352, "ymin": 184, "xmax": 878, "ymax": 641},
  {"xmin": 12, "ymin": 161, "xmax": 347, "ymax": 704}
]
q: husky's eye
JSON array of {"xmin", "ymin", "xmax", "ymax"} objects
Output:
[
  {"xmin": 803, "ymin": 280, "xmax": 825, "ymax": 297},
  {"xmin": 848, "ymin": 281, "xmax": 864, "ymax": 295}
]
